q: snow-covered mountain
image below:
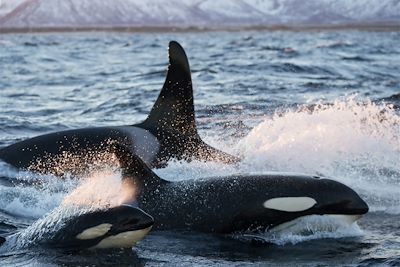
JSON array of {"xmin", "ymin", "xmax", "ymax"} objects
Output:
[{"xmin": 0, "ymin": 0, "xmax": 399, "ymax": 30}]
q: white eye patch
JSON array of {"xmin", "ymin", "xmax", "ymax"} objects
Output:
[
  {"xmin": 263, "ymin": 197, "xmax": 317, "ymax": 212},
  {"xmin": 76, "ymin": 223, "xmax": 112, "ymax": 240}
]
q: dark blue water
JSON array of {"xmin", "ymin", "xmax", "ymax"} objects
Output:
[{"xmin": 0, "ymin": 31, "xmax": 399, "ymax": 266}]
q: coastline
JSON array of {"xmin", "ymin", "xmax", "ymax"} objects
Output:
[{"xmin": 1, "ymin": 23, "xmax": 399, "ymax": 34}]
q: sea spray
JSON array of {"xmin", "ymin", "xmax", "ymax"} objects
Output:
[
  {"xmin": 62, "ymin": 167, "xmax": 137, "ymax": 208},
  {"xmin": 0, "ymin": 169, "xmax": 74, "ymax": 218},
  {"xmin": 235, "ymin": 215, "xmax": 363, "ymax": 246}
]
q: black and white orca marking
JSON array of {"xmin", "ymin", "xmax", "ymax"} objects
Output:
[
  {"xmin": 0, "ymin": 205, "xmax": 154, "ymax": 250},
  {"xmin": 0, "ymin": 41, "xmax": 238, "ymax": 175},
  {"xmin": 114, "ymin": 145, "xmax": 369, "ymax": 233}
]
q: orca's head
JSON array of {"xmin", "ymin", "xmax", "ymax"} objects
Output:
[
  {"xmin": 51, "ymin": 205, "xmax": 154, "ymax": 250},
  {"xmin": 227, "ymin": 175, "xmax": 369, "ymax": 232}
]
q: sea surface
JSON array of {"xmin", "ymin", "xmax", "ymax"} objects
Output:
[{"xmin": 0, "ymin": 30, "xmax": 399, "ymax": 266}]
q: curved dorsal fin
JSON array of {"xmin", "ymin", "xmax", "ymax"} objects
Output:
[
  {"xmin": 142, "ymin": 41, "xmax": 197, "ymax": 137},
  {"xmin": 140, "ymin": 41, "xmax": 240, "ymax": 165}
]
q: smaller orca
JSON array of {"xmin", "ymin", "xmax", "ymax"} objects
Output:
[
  {"xmin": 48, "ymin": 205, "xmax": 154, "ymax": 250},
  {"xmin": 1, "ymin": 205, "xmax": 154, "ymax": 250},
  {"xmin": 113, "ymin": 145, "xmax": 369, "ymax": 233}
]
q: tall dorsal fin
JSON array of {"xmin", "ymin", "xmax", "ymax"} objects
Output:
[
  {"xmin": 140, "ymin": 41, "xmax": 240, "ymax": 165},
  {"xmin": 142, "ymin": 41, "xmax": 197, "ymax": 137},
  {"xmin": 111, "ymin": 144, "xmax": 169, "ymax": 187}
]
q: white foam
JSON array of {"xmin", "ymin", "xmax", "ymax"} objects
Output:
[
  {"xmin": 236, "ymin": 214, "xmax": 364, "ymax": 246},
  {"xmin": 0, "ymin": 169, "xmax": 76, "ymax": 218},
  {"xmin": 237, "ymin": 99, "xmax": 399, "ymax": 173},
  {"xmin": 154, "ymin": 159, "xmax": 239, "ymax": 181},
  {"xmin": 266, "ymin": 215, "xmax": 363, "ymax": 245}
]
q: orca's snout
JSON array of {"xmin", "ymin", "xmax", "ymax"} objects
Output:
[
  {"xmin": 345, "ymin": 195, "xmax": 369, "ymax": 215},
  {"xmin": 135, "ymin": 209, "xmax": 154, "ymax": 229},
  {"xmin": 317, "ymin": 179, "xmax": 369, "ymax": 216},
  {"xmin": 118, "ymin": 205, "xmax": 154, "ymax": 231}
]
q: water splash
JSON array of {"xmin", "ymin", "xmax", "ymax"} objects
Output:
[
  {"xmin": 0, "ymin": 166, "xmax": 76, "ymax": 218},
  {"xmin": 62, "ymin": 167, "xmax": 137, "ymax": 208},
  {"xmin": 236, "ymin": 215, "xmax": 363, "ymax": 246},
  {"xmin": 237, "ymin": 98, "xmax": 398, "ymax": 172}
]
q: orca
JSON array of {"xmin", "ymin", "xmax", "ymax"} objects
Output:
[
  {"xmin": 0, "ymin": 41, "xmax": 238, "ymax": 175},
  {"xmin": 113, "ymin": 145, "xmax": 369, "ymax": 233},
  {"xmin": 0, "ymin": 205, "xmax": 154, "ymax": 250}
]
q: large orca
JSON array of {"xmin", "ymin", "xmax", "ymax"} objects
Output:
[
  {"xmin": 0, "ymin": 205, "xmax": 154, "ymax": 250},
  {"xmin": 114, "ymin": 145, "xmax": 369, "ymax": 233},
  {"xmin": 0, "ymin": 41, "xmax": 238, "ymax": 175}
]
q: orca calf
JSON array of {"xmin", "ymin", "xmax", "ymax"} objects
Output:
[
  {"xmin": 0, "ymin": 205, "xmax": 154, "ymax": 250},
  {"xmin": 114, "ymin": 145, "xmax": 369, "ymax": 233},
  {"xmin": 0, "ymin": 41, "xmax": 237, "ymax": 175}
]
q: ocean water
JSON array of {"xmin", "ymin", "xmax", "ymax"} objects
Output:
[{"xmin": 0, "ymin": 30, "xmax": 399, "ymax": 266}]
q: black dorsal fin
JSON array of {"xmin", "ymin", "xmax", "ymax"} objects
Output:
[
  {"xmin": 140, "ymin": 41, "xmax": 240, "ymax": 165},
  {"xmin": 142, "ymin": 41, "xmax": 197, "ymax": 137},
  {"xmin": 111, "ymin": 144, "xmax": 169, "ymax": 187}
]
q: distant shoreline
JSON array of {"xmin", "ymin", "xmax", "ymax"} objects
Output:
[{"xmin": 1, "ymin": 23, "xmax": 399, "ymax": 34}]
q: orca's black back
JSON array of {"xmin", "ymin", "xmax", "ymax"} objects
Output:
[{"xmin": 0, "ymin": 127, "xmax": 129, "ymax": 171}]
